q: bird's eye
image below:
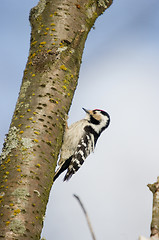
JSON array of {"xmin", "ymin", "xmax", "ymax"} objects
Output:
[{"xmin": 93, "ymin": 110, "xmax": 96, "ymax": 114}]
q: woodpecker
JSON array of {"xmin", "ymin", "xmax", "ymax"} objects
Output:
[{"xmin": 53, "ymin": 108, "xmax": 110, "ymax": 181}]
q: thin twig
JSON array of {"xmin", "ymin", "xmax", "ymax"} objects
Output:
[{"xmin": 73, "ymin": 194, "xmax": 96, "ymax": 240}]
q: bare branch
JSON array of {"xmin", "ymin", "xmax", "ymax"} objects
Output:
[
  {"xmin": 148, "ymin": 177, "xmax": 159, "ymax": 238},
  {"xmin": 73, "ymin": 194, "xmax": 96, "ymax": 240}
]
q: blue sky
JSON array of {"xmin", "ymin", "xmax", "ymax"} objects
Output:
[{"xmin": 1, "ymin": 0, "xmax": 159, "ymax": 239}]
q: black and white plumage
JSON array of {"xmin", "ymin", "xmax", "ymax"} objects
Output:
[{"xmin": 53, "ymin": 108, "xmax": 110, "ymax": 181}]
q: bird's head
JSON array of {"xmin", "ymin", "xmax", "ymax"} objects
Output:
[{"xmin": 82, "ymin": 108, "xmax": 110, "ymax": 133}]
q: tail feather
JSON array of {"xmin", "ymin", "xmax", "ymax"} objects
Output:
[
  {"xmin": 53, "ymin": 157, "xmax": 72, "ymax": 182},
  {"xmin": 63, "ymin": 170, "xmax": 74, "ymax": 181},
  {"xmin": 63, "ymin": 155, "xmax": 85, "ymax": 181}
]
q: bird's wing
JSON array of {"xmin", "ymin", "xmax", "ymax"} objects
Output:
[
  {"xmin": 63, "ymin": 133, "xmax": 94, "ymax": 181},
  {"xmin": 53, "ymin": 157, "xmax": 72, "ymax": 182}
]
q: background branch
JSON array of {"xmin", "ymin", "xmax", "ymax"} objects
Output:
[
  {"xmin": 73, "ymin": 194, "xmax": 96, "ymax": 240},
  {"xmin": 148, "ymin": 177, "xmax": 159, "ymax": 239}
]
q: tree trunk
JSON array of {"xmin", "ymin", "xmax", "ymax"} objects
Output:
[{"xmin": 0, "ymin": 0, "xmax": 113, "ymax": 239}]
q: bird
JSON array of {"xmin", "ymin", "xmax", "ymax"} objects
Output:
[{"xmin": 53, "ymin": 108, "xmax": 110, "ymax": 181}]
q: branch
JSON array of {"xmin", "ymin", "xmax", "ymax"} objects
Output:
[
  {"xmin": 148, "ymin": 177, "xmax": 159, "ymax": 239},
  {"xmin": 73, "ymin": 194, "xmax": 96, "ymax": 240}
]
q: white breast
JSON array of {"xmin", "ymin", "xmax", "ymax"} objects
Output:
[{"xmin": 59, "ymin": 119, "xmax": 88, "ymax": 165}]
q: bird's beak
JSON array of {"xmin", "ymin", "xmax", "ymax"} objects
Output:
[{"xmin": 82, "ymin": 108, "xmax": 90, "ymax": 114}]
